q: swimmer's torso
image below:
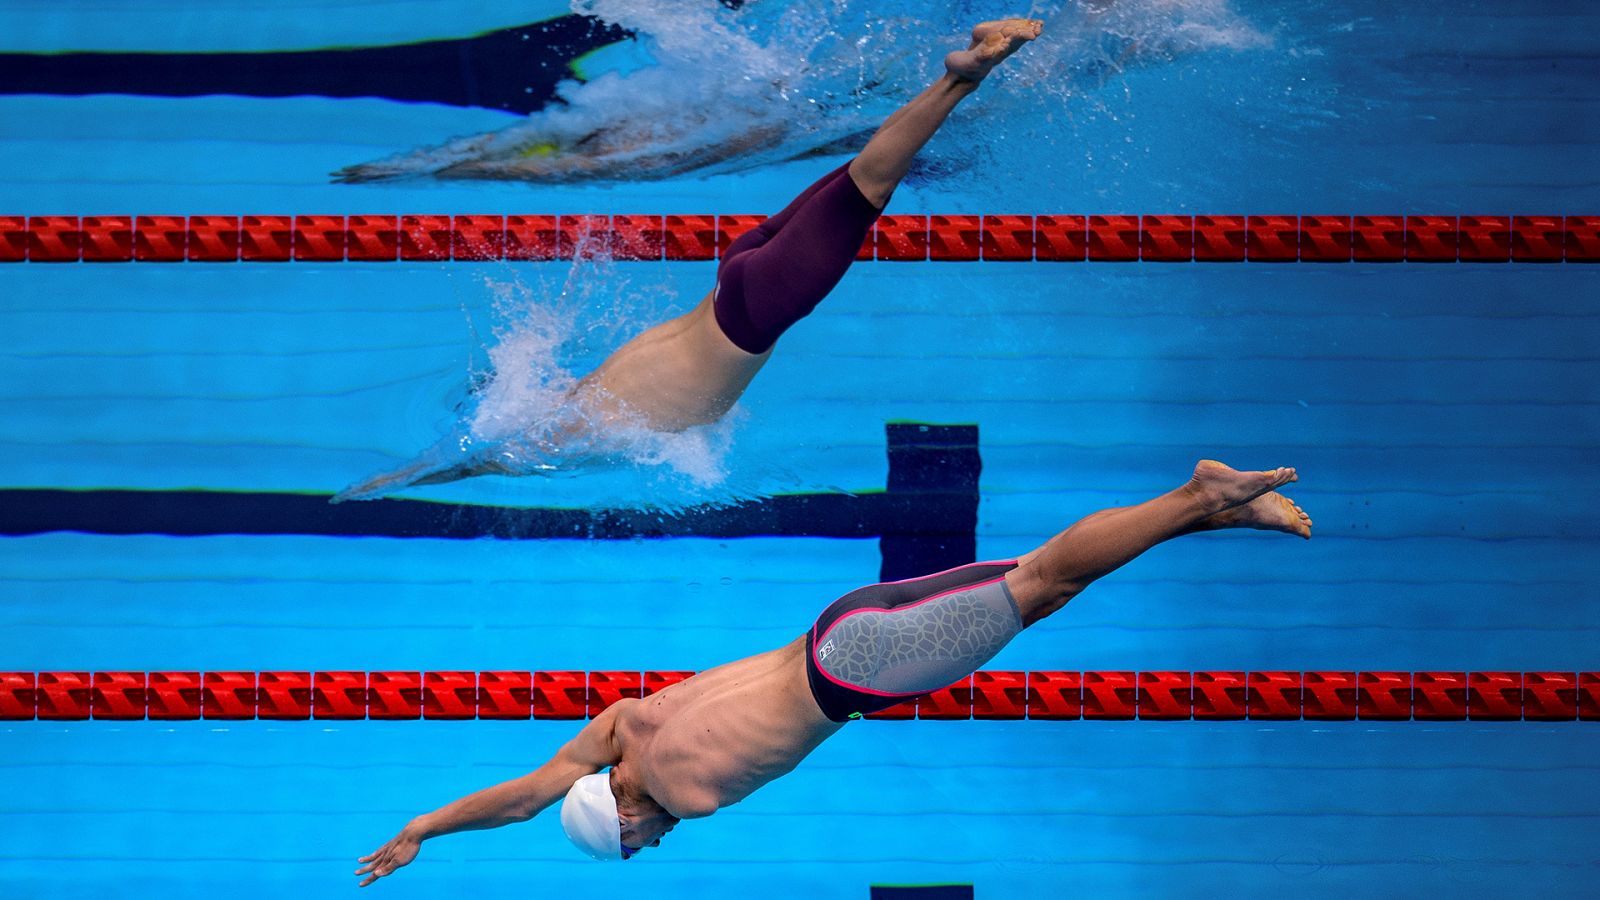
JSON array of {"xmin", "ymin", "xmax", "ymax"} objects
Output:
[
  {"xmin": 572, "ymin": 290, "xmax": 772, "ymax": 432},
  {"xmin": 614, "ymin": 636, "xmax": 842, "ymax": 818}
]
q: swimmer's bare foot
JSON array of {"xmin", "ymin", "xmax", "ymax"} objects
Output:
[
  {"xmin": 1199, "ymin": 491, "xmax": 1314, "ymax": 539},
  {"xmin": 946, "ymin": 19, "xmax": 1043, "ymax": 83},
  {"xmin": 1182, "ymin": 459, "xmax": 1298, "ymax": 516}
]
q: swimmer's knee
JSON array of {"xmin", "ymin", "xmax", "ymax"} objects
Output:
[
  {"xmin": 1009, "ymin": 565, "xmax": 1080, "ymax": 627},
  {"xmin": 845, "ymin": 159, "xmax": 893, "ymax": 210},
  {"xmin": 1020, "ymin": 590, "xmax": 1078, "ymax": 628}
]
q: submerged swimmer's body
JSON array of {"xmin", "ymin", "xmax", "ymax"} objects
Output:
[
  {"xmin": 337, "ymin": 20, "xmax": 1044, "ymax": 501},
  {"xmin": 355, "ymin": 459, "xmax": 1314, "ymax": 882}
]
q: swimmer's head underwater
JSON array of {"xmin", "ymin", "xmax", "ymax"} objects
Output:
[{"xmin": 560, "ymin": 766, "xmax": 679, "ymax": 861}]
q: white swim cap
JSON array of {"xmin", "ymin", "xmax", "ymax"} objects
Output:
[{"xmin": 560, "ymin": 772, "xmax": 623, "ymax": 861}]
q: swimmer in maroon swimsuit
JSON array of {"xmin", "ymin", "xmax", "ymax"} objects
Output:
[
  {"xmin": 336, "ymin": 19, "xmax": 1044, "ymax": 501},
  {"xmin": 355, "ymin": 460, "xmax": 1313, "ymax": 883}
]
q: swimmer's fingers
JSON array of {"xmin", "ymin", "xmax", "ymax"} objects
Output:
[
  {"xmin": 355, "ymin": 847, "xmax": 389, "ymax": 886},
  {"xmin": 356, "ymin": 851, "xmax": 397, "ymax": 887},
  {"xmin": 356, "ymin": 833, "xmax": 422, "ymax": 887}
]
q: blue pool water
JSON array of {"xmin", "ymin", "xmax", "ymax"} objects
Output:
[{"xmin": 2, "ymin": 1, "xmax": 1598, "ymax": 897}]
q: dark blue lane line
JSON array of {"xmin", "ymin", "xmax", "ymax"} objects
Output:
[
  {"xmin": 871, "ymin": 886, "xmax": 974, "ymax": 900},
  {"xmin": 0, "ymin": 487, "xmax": 975, "ymax": 540},
  {"xmin": 0, "ymin": 16, "xmax": 628, "ymax": 116},
  {"xmin": 0, "ymin": 423, "xmax": 980, "ymax": 581}
]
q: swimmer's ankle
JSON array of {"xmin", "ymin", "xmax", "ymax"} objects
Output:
[{"xmin": 942, "ymin": 72, "xmax": 981, "ymax": 95}]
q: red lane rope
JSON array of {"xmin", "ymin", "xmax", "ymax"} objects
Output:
[
  {"xmin": 4, "ymin": 670, "xmax": 1596, "ymax": 722},
  {"xmin": 3, "ymin": 215, "xmax": 1597, "ymax": 263}
]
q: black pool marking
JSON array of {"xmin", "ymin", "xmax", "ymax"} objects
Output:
[
  {"xmin": 870, "ymin": 886, "xmax": 975, "ymax": 900},
  {"xmin": 0, "ymin": 16, "xmax": 629, "ymax": 116},
  {"xmin": 0, "ymin": 422, "xmax": 978, "ymax": 582}
]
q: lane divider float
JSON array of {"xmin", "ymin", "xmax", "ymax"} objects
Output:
[
  {"xmin": 3, "ymin": 670, "xmax": 1595, "ymax": 722},
  {"xmin": 2, "ymin": 215, "xmax": 1596, "ymax": 263}
]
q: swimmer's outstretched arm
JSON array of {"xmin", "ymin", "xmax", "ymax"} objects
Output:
[{"xmin": 353, "ymin": 701, "xmax": 628, "ymax": 887}]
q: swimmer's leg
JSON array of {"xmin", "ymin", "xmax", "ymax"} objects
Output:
[
  {"xmin": 1006, "ymin": 461, "xmax": 1311, "ymax": 626},
  {"xmin": 848, "ymin": 18, "xmax": 1043, "ymax": 206},
  {"xmin": 711, "ymin": 19, "xmax": 1043, "ymax": 354},
  {"xmin": 730, "ymin": 19, "xmax": 1041, "ymax": 255},
  {"xmin": 719, "ymin": 161, "xmax": 855, "ymax": 264}
]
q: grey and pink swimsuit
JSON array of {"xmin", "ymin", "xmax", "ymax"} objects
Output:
[{"xmin": 805, "ymin": 561, "xmax": 1026, "ymax": 722}]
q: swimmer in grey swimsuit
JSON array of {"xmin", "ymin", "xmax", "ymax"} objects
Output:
[{"xmin": 357, "ymin": 459, "xmax": 1312, "ymax": 881}]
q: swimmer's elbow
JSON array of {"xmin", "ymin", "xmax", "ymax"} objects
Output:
[
  {"xmin": 557, "ymin": 699, "xmax": 634, "ymax": 769},
  {"xmin": 671, "ymin": 798, "xmax": 720, "ymax": 820}
]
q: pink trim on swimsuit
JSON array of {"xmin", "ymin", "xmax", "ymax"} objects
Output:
[{"xmin": 880, "ymin": 558, "xmax": 1018, "ymax": 586}]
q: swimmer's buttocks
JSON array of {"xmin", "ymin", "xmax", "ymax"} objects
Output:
[
  {"xmin": 804, "ymin": 560, "xmax": 1022, "ymax": 722},
  {"xmin": 712, "ymin": 160, "xmax": 882, "ymax": 354}
]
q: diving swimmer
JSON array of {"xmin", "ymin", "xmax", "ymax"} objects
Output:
[
  {"xmin": 334, "ymin": 19, "xmax": 1044, "ymax": 501},
  {"xmin": 354, "ymin": 460, "xmax": 1313, "ymax": 883}
]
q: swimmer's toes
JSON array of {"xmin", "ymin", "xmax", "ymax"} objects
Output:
[
  {"xmin": 1279, "ymin": 494, "xmax": 1313, "ymax": 539},
  {"xmin": 981, "ymin": 20, "xmax": 1042, "ymax": 61},
  {"xmin": 1232, "ymin": 492, "xmax": 1313, "ymax": 539},
  {"xmin": 970, "ymin": 18, "xmax": 1042, "ymax": 46},
  {"xmin": 1287, "ymin": 497, "xmax": 1313, "ymax": 523},
  {"xmin": 948, "ymin": 18, "xmax": 1042, "ymax": 80}
]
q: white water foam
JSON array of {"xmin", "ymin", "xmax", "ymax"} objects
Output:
[
  {"xmin": 336, "ymin": 255, "xmax": 749, "ymax": 505},
  {"xmin": 473, "ymin": 271, "xmax": 744, "ymax": 490}
]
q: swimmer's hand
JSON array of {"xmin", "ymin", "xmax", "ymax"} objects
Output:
[{"xmin": 355, "ymin": 820, "xmax": 424, "ymax": 887}]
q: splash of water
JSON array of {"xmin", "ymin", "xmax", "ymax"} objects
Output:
[
  {"xmin": 334, "ymin": 0, "xmax": 1267, "ymax": 185},
  {"xmin": 469, "ymin": 266, "xmax": 744, "ymax": 489},
  {"xmin": 335, "ymin": 257, "xmax": 745, "ymax": 504}
]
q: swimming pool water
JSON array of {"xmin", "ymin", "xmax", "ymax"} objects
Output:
[{"xmin": 3, "ymin": 2, "xmax": 1598, "ymax": 897}]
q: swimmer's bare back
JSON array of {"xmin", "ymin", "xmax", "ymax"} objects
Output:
[
  {"xmin": 335, "ymin": 19, "xmax": 1044, "ymax": 502},
  {"xmin": 570, "ymin": 289, "xmax": 771, "ymax": 433}
]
